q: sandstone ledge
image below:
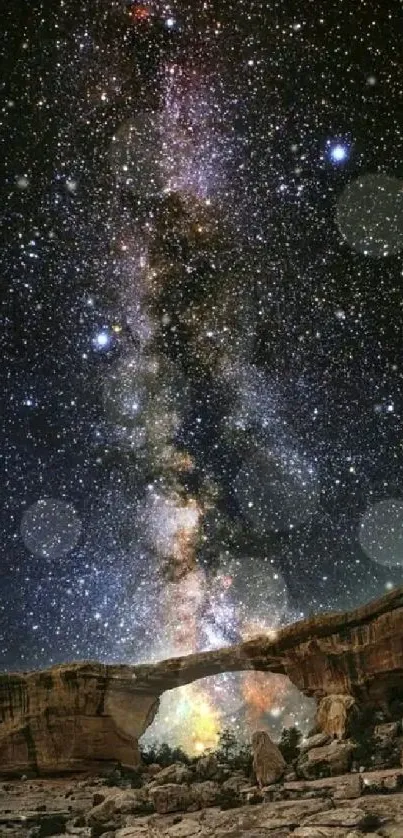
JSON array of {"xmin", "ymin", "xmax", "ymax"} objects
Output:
[{"xmin": 3, "ymin": 769, "xmax": 403, "ymax": 837}]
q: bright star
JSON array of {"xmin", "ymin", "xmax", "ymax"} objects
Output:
[
  {"xmin": 93, "ymin": 331, "xmax": 110, "ymax": 349},
  {"xmin": 329, "ymin": 143, "xmax": 348, "ymax": 163}
]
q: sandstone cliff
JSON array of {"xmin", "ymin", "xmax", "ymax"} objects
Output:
[{"xmin": 1, "ymin": 586, "xmax": 403, "ymax": 774}]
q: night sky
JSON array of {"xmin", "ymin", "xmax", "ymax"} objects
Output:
[{"xmin": 2, "ymin": 0, "xmax": 403, "ymax": 750}]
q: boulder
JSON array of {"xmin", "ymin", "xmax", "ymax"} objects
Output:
[
  {"xmin": 375, "ymin": 721, "xmax": 401, "ymax": 741},
  {"xmin": 86, "ymin": 795, "xmax": 117, "ymax": 826},
  {"xmin": 296, "ymin": 741, "xmax": 355, "ymax": 780},
  {"xmin": 148, "ymin": 783, "xmax": 192, "ymax": 814},
  {"xmin": 251, "ymin": 731, "xmax": 286, "ymax": 787},
  {"xmin": 189, "ymin": 780, "xmax": 220, "ymax": 808},
  {"xmin": 193, "ymin": 753, "xmax": 219, "ymax": 780},
  {"xmin": 86, "ymin": 788, "xmax": 149, "ymax": 827},
  {"xmin": 221, "ymin": 775, "xmax": 249, "ymax": 794},
  {"xmin": 299, "ymin": 733, "xmax": 331, "ymax": 754},
  {"xmin": 152, "ymin": 763, "xmax": 192, "ymax": 785},
  {"xmin": 316, "ymin": 695, "xmax": 357, "ymax": 739},
  {"xmin": 332, "ymin": 774, "xmax": 363, "ymax": 799}
]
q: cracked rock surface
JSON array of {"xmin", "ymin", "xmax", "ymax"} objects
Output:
[{"xmin": 2, "ymin": 762, "xmax": 403, "ymax": 837}]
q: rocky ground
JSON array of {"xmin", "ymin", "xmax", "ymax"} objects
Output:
[{"xmin": 3, "ymin": 724, "xmax": 403, "ymax": 838}]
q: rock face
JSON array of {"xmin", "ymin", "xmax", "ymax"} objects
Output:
[
  {"xmin": 0, "ymin": 663, "xmax": 159, "ymax": 774},
  {"xmin": 1, "ymin": 586, "xmax": 403, "ymax": 774}
]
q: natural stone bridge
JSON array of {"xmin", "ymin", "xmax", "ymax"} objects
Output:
[{"xmin": 1, "ymin": 586, "xmax": 403, "ymax": 775}]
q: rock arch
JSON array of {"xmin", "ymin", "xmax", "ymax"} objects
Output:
[{"xmin": 1, "ymin": 587, "xmax": 403, "ymax": 774}]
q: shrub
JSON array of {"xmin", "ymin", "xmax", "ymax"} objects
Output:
[
  {"xmin": 278, "ymin": 726, "xmax": 302, "ymax": 764},
  {"xmin": 216, "ymin": 787, "xmax": 243, "ymax": 810},
  {"xmin": 140, "ymin": 742, "xmax": 190, "ymax": 767},
  {"xmin": 349, "ymin": 708, "xmax": 378, "ymax": 769},
  {"xmin": 103, "ymin": 764, "xmax": 143, "ymax": 788}
]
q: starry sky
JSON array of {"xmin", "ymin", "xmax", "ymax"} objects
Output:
[{"xmin": 2, "ymin": 0, "xmax": 403, "ymax": 751}]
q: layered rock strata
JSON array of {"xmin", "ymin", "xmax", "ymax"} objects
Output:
[{"xmin": 1, "ymin": 586, "xmax": 403, "ymax": 774}]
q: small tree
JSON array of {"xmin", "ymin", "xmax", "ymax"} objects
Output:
[
  {"xmin": 348, "ymin": 707, "xmax": 377, "ymax": 769},
  {"xmin": 140, "ymin": 742, "xmax": 190, "ymax": 767},
  {"xmin": 278, "ymin": 726, "xmax": 302, "ymax": 764},
  {"xmin": 216, "ymin": 728, "xmax": 238, "ymax": 762},
  {"xmin": 215, "ymin": 727, "xmax": 253, "ymax": 774}
]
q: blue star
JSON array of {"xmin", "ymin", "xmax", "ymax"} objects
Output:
[
  {"xmin": 329, "ymin": 143, "xmax": 349, "ymax": 163},
  {"xmin": 93, "ymin": 331, "xmax": 111, "ymax": 350}
]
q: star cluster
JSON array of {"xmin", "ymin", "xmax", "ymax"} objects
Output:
[{"xmin": 1, "ymin": 0, "xmax": 403, "ymax": 752}]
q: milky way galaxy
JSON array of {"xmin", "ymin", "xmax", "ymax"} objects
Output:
[{"xmin": 2, "ymin": 0, "xmax": 403, "ymax": 753}]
